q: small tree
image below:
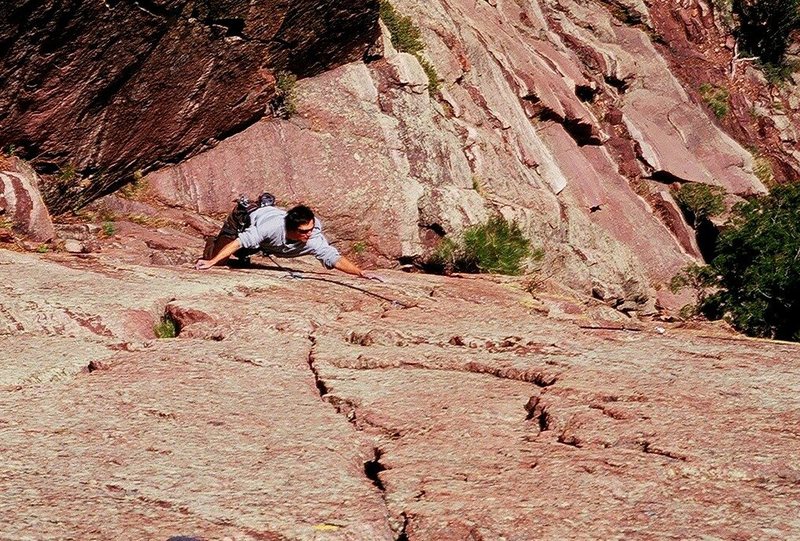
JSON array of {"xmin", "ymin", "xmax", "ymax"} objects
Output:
[
  {"xmin": 672, "ymin": 183, "xmax": 800, "ymax": 340},
  {"xmin": 707, "ymin": 183, "xmax": 800, "ymax": 340},
  {"xmin": 733, "ymin": 0, "xmax": 800, "ymax": 69},
  {"xmin": 669, "ymin": 263, "xmax": 719, "ymax": 318},
  {"xmin": 672, "ymin": 183, "xmax": 726, "ymax": 226}
]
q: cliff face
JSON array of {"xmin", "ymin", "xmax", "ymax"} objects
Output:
[
  {"xmin": 0, "ymin": 0, "xmax": 379, "ymax": 213},
  {"xmin": 3, "ymin": 0, "xmax": 799, "ymax": 306},
  {"xmin": 141, "ymin": 0, "xmax": 793, "ymax": 308},
  {"xmin": 4, "ymin": 5, "xmax": 800, "ymax": 537}
]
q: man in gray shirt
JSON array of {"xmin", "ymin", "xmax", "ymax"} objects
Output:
[{"xmin": 195, "ymin": 204, "xmax": 375, "ymax": 279}]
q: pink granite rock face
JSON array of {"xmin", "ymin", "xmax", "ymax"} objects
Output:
[
  {"xmin": 647, "ymin": 0, "xmax": 800, "ymax": 184},
  {"xmin": 148, "ymin": 0, "xmax": 775, "ymax": 307},
  {"xmin": 2, "ymin": 247, "xmax": 798, "ymax": 539},
  {"xmin": 0, "ymin": 0, "xmax": 379, "ymax": 214},
  {"xmin": 0, "ymin": 156, "xmax": 55, "ymax": 242},
  {"xmin": 6, "ymin": 0, "xmax": 796, "ymax": 313}
]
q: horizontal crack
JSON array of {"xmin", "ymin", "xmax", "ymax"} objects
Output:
[
  {"xmin": 639, "ymin": 441, "xmax": 687, "ymax": 461},
  {"xmin": 330, "ymin": 357, "xmax": 559, "ymax": 387}
]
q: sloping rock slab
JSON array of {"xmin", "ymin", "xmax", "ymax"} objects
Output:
[{"xmin": 2, "ymin": 248, "xmax": 799, "ymax": 539}]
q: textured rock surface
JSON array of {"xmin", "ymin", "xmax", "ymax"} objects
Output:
[
  {"xmin": 4, "ymin": 0, "xmax": 799, "ymax": 311},
  {"xmin": 2, "ymin": 246, "xmax": 799, "ymax": 539},
  {"xmin": 0, "ymin": 156, "xmax": 54, "ymax": 242},
  {"xmin": 647, "ymin": 0, "xmax": 800, "ymax": 183},
  {"xmin": 0, "ymin": 0, "xmax": 378, "ymax": 213},
  {"xmin": 143, "ymin": 0, "xmax": 784, "ymax": 309}
]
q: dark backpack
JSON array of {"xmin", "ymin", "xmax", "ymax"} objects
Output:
[
  {"xmin": 219, "ymin": 192, "xmax": 276, "ymax": 237},
  {"xmin": 203, "ymin": 192, "xmax": 276, "ymax": 260}
]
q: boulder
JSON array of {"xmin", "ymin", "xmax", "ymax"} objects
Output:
[{"xmin": 0, "ymin": 156, "xmax": 55, "ymax": 242}]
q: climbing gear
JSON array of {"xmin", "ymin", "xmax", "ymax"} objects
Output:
[
  {"xmin": 224, "ymin": 192, "xmax": 276, "ymax": 237},
  {"xmin": 266, "ymin": 256, "xmax": 412, "ymax": 307},
  {"xmin": 203, "ymin": 191, "xmax": 275, "ymax": 261}
]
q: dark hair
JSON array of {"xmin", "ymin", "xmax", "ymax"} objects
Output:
[{"xmin": 285, "ymin": 205, "xmax": 315, "ymax": 231}]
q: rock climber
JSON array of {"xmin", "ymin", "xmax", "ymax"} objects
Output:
[{"xmin": 195, "ymin": 202, "xmax": 379, "ymax": 280}]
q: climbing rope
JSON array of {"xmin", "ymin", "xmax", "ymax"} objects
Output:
[{"xmin": 267, "ymin": 255, "xmax": 415, "ymax": 308}]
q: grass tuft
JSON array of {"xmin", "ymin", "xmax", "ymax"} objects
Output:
[
  {"xmin": 429, "ymin": 216, "xmax": 538, "ymax": 276},
  {"xmin": 269, "ymin": 71, "xmax": 298, "ymax": 119},
  {"xmin": 379, "ymin": 0, "xmax": 424, "ymax": 54},
  {"xmin": 699, "ymin": 83, "xmax": 729, "ymax": 119},
  {"xmin": 380, "ymin": 0, "xmax": 440, "ymax": 95},
  {"xmin": 154, "ymin": 317, "xmax": 178, "ymax": 339}
]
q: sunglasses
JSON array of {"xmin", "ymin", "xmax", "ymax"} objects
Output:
[{"xmin": 294, "ymin": 226, "xmax": 314, "ymax": 234}]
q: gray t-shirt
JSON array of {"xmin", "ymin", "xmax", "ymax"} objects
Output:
[{"xmin": 237, "ymin": 206, "xmax": 341, "ymax": 269}]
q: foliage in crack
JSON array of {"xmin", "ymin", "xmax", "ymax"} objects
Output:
[{"xmin": 379, "ymin": 0, "xmax": 440, "ymax": 95}]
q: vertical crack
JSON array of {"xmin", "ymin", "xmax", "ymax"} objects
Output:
[
  {"xmin": 396, "ymin": 512, "xmax": 409, "ymax": 541},
  {"xmin": 524, "ymin": 395, "xmax": 551, "ymax": 433},
  {"xmin": 364, "ymin": 447, "xmax": 387, "ymax": 492},
  {"xmin": 306, "ymin": 334, "xmax": 328, "ymax": 397},
  {"xmin": 304, "ymin": 331, "xmax": 408, "ymax": 540}
]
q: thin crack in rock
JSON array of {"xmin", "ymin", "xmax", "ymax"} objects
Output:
[
  {"xmin": 305, "ymin": 333, "xmax": 409, "ymax": 539},
  {"xmin": 396, "ymin": 512, "xmax": 409, "ymax": 541},
  {"xmin": 333, "ymin": 356, "xmax": 559, "ymax": 387},
  {"xmin": 364, "ymin": 447, "xmax": 387, "ymax": 492},
  {"xmin": 306, "ymin": 334, "xmax": 328, "ymax": 397},
  {"xmin": 640, "ymin": 441, "xmax": 687, "ymax": 461},
  {"xmin": 524, "ymin": 395, "xmax": 552, "ymax": 433}
]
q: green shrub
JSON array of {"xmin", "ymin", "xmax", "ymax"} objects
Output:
[
  {"xmin": 708, "ymin": 183, "xmax": 800, "ymax": 340},
  {"xmin": 752, "ymin": 152, "xmax": 775, "ymax": 187},
  {"xmin": 418, "ymin": 57, "xmax": 440, "ymax": 94},
  {"xmin": 430, "ymin": 216, "xmax": 535, "ymax": 276},
  {"xmin": 672, "ymin": 183, "xmax": 726, "ymax": 225},
  {"xmin": 669, "ymin": 262, "xmax": 718, "ymax": 306},
  {"xmin": 678, "ymin": 303, "xmax": 699, "ymax": 319},
  {"xmin": 101, "ymin": 221, "xmax": 116, "ymax": 236},
  {"xmin": 379, "ymin": 0, "xmax": 440, "ymax": 95},
  {"xmin": 712, "ymin": 0, "xmax": 735, "ymax": 29},
  {"xmin": 352, "ymin": 241, "xmax": 367, "ymax": 255},
  {"xmin": 671, "ymin": 183, "xmax": 800, "ymax": 341},
  {"xmin": 57, "ymin": 163, "xmax": 77, "ymax": 184},
  {"xmin": 154, "ymin": 317, "xmax": 178, "ymax": 339},
  {"xmin": 271, "ymin": 71, "xmax": 298, "ymax": 118},
  {"xmin": 471, "ymin": 175, "xmax": 486, "ymax": 195},
  {"xmin": 733, "ymin": 0, "xmax": 799, "ymax": 67},
  {"xmin": 761, "ymin": 59, "xmax": 799, "ymax": 86},
  {"xmin": 429, "ymin": 237, "xmax": 460, "ymax": 270},
  {"xmin": 699, "ymin": 83, "xmax": 730, "ymax": 118},
  {"xmin": 379, "ymin": 0, "xmax": 424, "ymax": 54},
  {"xmin": 119, "ymin": 170, "xmax": 148, "ymax": 199}
]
